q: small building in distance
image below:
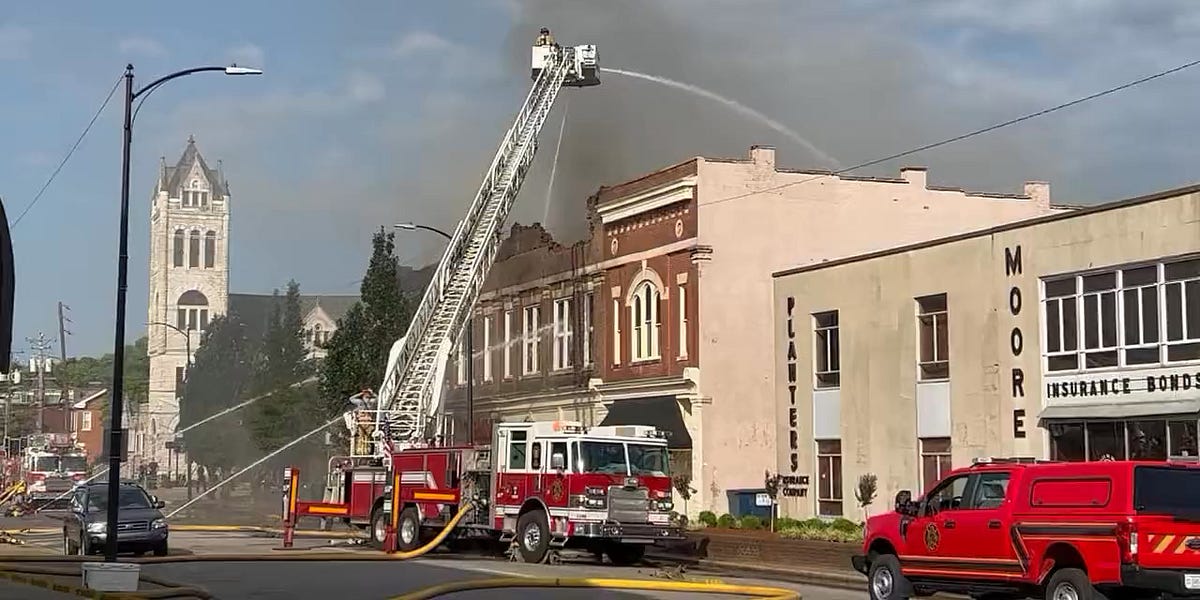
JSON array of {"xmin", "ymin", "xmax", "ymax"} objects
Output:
[
  {"xmin": 772, "ymin": 182, "xmax": 1200, "ymax": 520},
  {"xmin": 444, "ymin": 145, "xmax": 1067, "ymax": 516}
]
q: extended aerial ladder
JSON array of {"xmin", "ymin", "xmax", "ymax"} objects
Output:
[{"xmin": 352, "ymin": 31, "xmax": 600, "ymax": 457}]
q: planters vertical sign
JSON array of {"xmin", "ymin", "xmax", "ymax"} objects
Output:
[
  {"xmin": 1005, "ymin": 245, "xmax": 1027, "ymax": 439},
  {"xmin": 784, "ymin": 296, "xmax": 799, "ymax": 473}
]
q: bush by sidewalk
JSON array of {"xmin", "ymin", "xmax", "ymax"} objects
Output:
[{"xmin": 692, "ymin": 511, "xmax": 864, "ymax": 543}]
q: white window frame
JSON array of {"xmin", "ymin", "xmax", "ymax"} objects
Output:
[
  {"xmin": 815, "ymin": 438, "xmax": 843, "ymax": 517},
  {"xmin": 483, "ymin": 316, "xmax": 493, "ymax": 381},
  {"xmin": 813, "ymin": 311, "xmax": 840, "ymax": 389},
  {"xmin": 677, "ymin": 284, "xmax": 688, "ymax": 359},
  {"xmin": 583, "ymin": 293, "xmax": 594, "ymax": 366},
  {"xmin": 1040, "ymin": 257, "xmax": 1200, "ymax": 373},
  {"xmin": 612, "ymin": 297, "xmax": 621, "ymax": 366},
  {"xmin": 503, "ymin": 310, "xmax": 513, "ymax": 379},
  {"xmin": 630, "ymin": 281, "xmax": 661, "ymax": 362},
  {"xmin": 553, "ymin": 298, "xmax": 572, "ymax": 371},
  {"xmin": 523, "ymin": 305, "xmax": 540, "ymax": 375},
  {"xmin": 80, "ymin": 412, "xmax": 93, "ymax": 432},
  {"xmin": 916, "ymin": 294, "xmax": 949, "ymax": 381}
]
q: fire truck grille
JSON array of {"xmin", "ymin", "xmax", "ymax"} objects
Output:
[
  {"xmin": 607, "ymin": 486, "xmax": 649, "ymax": 524},
  {"xmin": 43, "ymin": 479, "xmax": 73, "ymax": 492}
]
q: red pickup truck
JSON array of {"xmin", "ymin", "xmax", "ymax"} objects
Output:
[{"xmin": 852, "ymin": 457, "xmax": 1200, "ymax": 599}]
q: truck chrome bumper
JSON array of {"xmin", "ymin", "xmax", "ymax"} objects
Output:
[{"xmin": 573, "ymin": 520, "xmax": 684, "ymax": 543}]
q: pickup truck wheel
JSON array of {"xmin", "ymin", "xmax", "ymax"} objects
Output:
[
  {"xmin": 868, "ymin": 554, "xmax": 910, "ymax": 600},
  {"xmin": 1045, "ymin": 568, "xmax": 1107, "ymax": 600}
]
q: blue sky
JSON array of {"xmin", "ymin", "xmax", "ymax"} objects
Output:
[{"xmin": 6, "ymin": 0, "xmax": 1200, "ymax": 358}]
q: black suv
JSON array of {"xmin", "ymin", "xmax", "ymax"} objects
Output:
[{"xmin": 62, "ymin": 480, "xmax": 168, "ymax": 556}]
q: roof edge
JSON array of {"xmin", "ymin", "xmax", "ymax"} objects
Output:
[{"xmin": 772, "ymin": 181, "xmax": 1200, "ymax": 279}]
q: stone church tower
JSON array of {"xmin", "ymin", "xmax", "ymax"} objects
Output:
[{"xmin": 144, "ymin": 136, "xmax": 230, "ymax": 474}]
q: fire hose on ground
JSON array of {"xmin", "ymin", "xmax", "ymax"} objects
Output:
[{"xmin": 0, "ymin": 501, "xmax": 803, "ymax": 599}]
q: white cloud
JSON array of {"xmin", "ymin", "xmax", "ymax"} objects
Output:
[
  {"xmin": 0, "ymin": 24, "xmax": 33, "ymax": 60},
  {"xmin": 388, "ymin": 31, "xmax": 452, "ymax": 59},
  {"xmin": 118, "ymin": 36, "xmax": 167, "ymax": 58},
  {"xmin": 226, "ymin": 43, "xmax": 265, "ymax": 68}
]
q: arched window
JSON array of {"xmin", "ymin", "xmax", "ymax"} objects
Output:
[
  {"xmin": 172, "ymin": 230, "xmax": 185, "ymax": 267},
  {"xmin": 176, "ymin": 290, "xmax": 209, "ymax": 332},
  {"xmin": 630, "ymin": 280, "xmax": 661, "ymax": 361},
  {"xmin": 314, "ymin": 324, "xmax": 324, "ymax": 346},
  {"xmin": 203, "ymin": 231, "xmax": 216, "ymax": 268},
  {"xmin": 188, "ymin": 230, "xmax": 200, "ymax": 267}
]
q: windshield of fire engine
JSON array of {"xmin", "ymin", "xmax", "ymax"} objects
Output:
[
  {"xmin": 61, "ymin": 455, "xmax": 87, "ymax": 472},
  {"xmin": 33, "ymin": 456, "xmax": 58, "ymax": 472},
  {"xmin": 628, "ymin": 444, "xmax": 669, "ymax": 477},
  {"xmin": 578, "ymin": 441, "xmax": 628, "ymax": 474}
]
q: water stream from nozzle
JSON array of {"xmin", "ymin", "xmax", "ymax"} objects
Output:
[
  {"xmin": 541, "ymin": 96, "xmax": 570, "ymax": 228},
  {"xmin": 601, "ymin": 67, "xmax": 840, "ymax": 169}
]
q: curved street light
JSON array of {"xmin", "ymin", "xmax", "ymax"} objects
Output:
[
  {"xmin": 105, "ymin": 63, "xmax": 261, "ymax": 563},
  {"xmin": 146, "ymin": 321, "xmax": 192, "ymax": 374},
  {"xmin": 392, "ymin": 222, "xmax": 476, "ymax": 444}
]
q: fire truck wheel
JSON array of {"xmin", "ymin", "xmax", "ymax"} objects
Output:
[
  {"xmin": 397, "ymin": 507, "xmax": 422, "ymax": 551},
  {"xmin": 605, "ymin": 543, "xmax": 646, "ymax": 566},
  {"xmin": 368, "ymin": 505, "xmax": 388, "ymax": 549},
  {"xmin": 516, "ymin": 510, "xmax": 550, "ymax": 564}
]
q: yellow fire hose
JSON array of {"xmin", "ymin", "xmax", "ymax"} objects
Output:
[{"xmin": 0, "ymin": 502, "xmax": 804, "ymax": 599}]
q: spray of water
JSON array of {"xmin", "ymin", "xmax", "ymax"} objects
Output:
[
  {"xmin": 541, "ymin": 97, "xmax": 570, "ymax": 227},
  {"xmin": 34, "ymin": 377, "xmax": 320, "ymax": 511},
  {"xmin": 601, "ymin": 67, "xmax": 841, "ymax": 169},
  {"xmin": 166, "ymin": 413, "xmax": 342, "ymax": 519}
]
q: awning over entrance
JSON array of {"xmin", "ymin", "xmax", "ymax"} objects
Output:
[
  {"xmin": 599, "ymin": 396, "xmax": 693, "ymax": 450},
  {"xmin": 1039, "ymin": 399, "xmax": 1200, "ymax": 423}
]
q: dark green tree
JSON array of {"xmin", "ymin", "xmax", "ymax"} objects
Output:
[
  {"xmin": 248, "ymin": 280, "xmax": 323, "ymax": 459},
  {"xmin": 56, "ymin": 336, "xmax": 150, "ymax": 417},
  {"xmin": 178, "ymin": 316, "xmax": 256, "ymax": 491},
  {"xmin": 319, "ymin": 229, "xmax": 415, "ymax": 428}
]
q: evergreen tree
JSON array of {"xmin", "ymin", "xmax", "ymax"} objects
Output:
[
  {"xmin": 319, "ymin": 229, "xmax": 415, "ymax": 428},
  {"xmin": 178, "ymin": 316, "xmax": 255, "ymax": 486},
  {"xmin": 248, "ymin": 280, "xmax": 321, "ymax": 455}
]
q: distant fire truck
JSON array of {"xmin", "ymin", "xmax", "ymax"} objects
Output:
[
  {"xmin": 285, "ymin": 32, "xmax": 686, "ymax": 563},
  {"xmin": 21, "ymin": 433, "xmax": 87, "ymax": 509},
  {"xmin": 292, "ymin": 420, "xmax": 680, "ymax": 564}
]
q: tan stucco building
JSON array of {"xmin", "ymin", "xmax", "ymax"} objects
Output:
[
  {"xmin": 772, "ymin": 182, "xmax": 1200, "ymax": 520},
  {"xmin": 446, "ymin": 145, "xmax": 1064, "ymax": 515}
]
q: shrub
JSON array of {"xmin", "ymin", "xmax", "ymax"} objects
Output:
[
  {"xmin": 739, "ymin": 515, "xmax": 763, "ymax": 530},
  {"xmin": 698, "ymin": 511, "xmax": 718, "ymax": 528},
  {"xmin": 716, "ymin": 513, "xmax": 736, "ymax": 528},
  {"xmin": 777, "ymin": 524, "xmax": 863, "ymax": 544},
  {"xmin": 829, "ymin": 518, "xmax": 863, "ymax": 533}
]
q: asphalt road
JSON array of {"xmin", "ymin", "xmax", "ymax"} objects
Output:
[{"xmin": 6, "ymin": 529, "xmax": 867, "ymax": 599}]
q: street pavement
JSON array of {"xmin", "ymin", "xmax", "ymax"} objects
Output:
[{"xmin": 4, "ymin": 530, "xmax": 867, "ymax": 599}]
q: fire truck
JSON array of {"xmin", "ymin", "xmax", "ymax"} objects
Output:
[
  {"xmin": 20, "ymin": 433, "xmax": 88, "ymax": 510},
  {"xmin": 287, "ymin": 30, "xmax": 682, "ymax": 564}
]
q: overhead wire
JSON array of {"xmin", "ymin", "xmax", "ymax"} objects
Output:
[
  {"xmin": 11, "ymin": 75, "xmax": 124, "ymax": 229},
  {"xmin": 700, "ymin": 57, "xmax": 1200, "ymax": 209}
]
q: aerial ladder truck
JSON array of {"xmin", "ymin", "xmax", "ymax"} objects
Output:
[{"xmin": 285, "ymin": 30, "xmax": 682, "ymax": 565}]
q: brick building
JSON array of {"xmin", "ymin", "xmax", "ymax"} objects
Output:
[{"xmin": 443, "ymin": 145, "xmax": 1066, "ymax": 516}]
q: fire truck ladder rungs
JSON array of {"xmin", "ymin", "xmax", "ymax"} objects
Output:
[{"xmin": 372, "ymin": 47, "xmax": 575, "ymax": 443}]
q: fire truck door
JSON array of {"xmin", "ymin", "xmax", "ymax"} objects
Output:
[
  {"xmin": 544, "ymin": 441, "xmax": 569, "ymax": 510},
  {"xmin": 531, "ymin": 441, "xmax": 544, "ymax": 493}
]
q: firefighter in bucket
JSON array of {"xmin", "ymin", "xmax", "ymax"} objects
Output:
[{"xmin": 348, "ymin": 389, "xmax": 377, "ymax": 456}]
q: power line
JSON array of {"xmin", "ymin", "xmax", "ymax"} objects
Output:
[
  {"xmin": 11, "ymin": 75, "xmax": 123, "ymax": 229},
  {"xmin": 701, "ymin": 57, "xmax": 1200, "ymax": 209}
]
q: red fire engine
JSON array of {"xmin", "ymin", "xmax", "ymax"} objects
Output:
[
  {"xmin": 20, "ymin": 433, "xmax": 87, "ymax": 510},
  {"xmin": 290, "ymin": 420, "xmax": 681, "ymax": 564},
  {"xmin": 286, "ymin": 31, "xmax": 682, "ymax": 564}
]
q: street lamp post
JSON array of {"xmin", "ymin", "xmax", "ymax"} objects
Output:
[
  {"xmin": 148, "ymin": 321, "xmax": 192, "ymax": 497},
  {"xmin": 105, "ymin": 63, "xmax": 261, "ymax": 563},
  {"xmin": 393, "ymin": 222, "xmax": 475, "ymax": 444}
]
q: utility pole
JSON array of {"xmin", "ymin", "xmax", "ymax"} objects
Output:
[
  {"xmin": 57, "ymin": 303, "xmax": 71, "ymax": 363},
  {"xmin": 26, "ymin": 333, "xmax": 55, "ymax": 434}
]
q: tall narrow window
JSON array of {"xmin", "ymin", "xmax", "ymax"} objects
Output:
[
  {"xmin": 920, "ymin": 438, "xmax": 952, "ymax": 492},
  {"xmin": 813, "ymin": 311, "xmax": 840, "ymax": 388},
  {"xmin": 176, "ymin": 309, "xmax": 186, "ymax": 330},
  {"xmin": 199, "ymin": 191, "xmax": 208, "ymax": 208},
  {"xmin": 503, "ymin": 310, "xmax": 513, "ymax": 378},
  {"xmin": 678, "ymin": 284, "xmax": 688, "ymax": 359},
  {"xmin": 523, "ymin": 305, "xmax": 541, "ymax": 374},
  {"xmin": 199, "ymin": 309, "xmax": 209, "ymax": 331},
  {"xmin": 583, "ymin": 292, "xmax": 594, "ymax": 366},
  {"xmin": 172, "ymin": 230, "xmax": 185, "ymax": 267},
  {"xmin": 188, "ymin": 230, "xmax": 200, "ymax": 268},
  {"xmin": 483, "ymin": 316, "xmax": 493, "ymax": 381},
  {"xmin": 204, "ymin": 231, "xmax": 216, "ymax": 268},
  {"xmin": 1165, "ymin": 258, "xmax": 1200, "ymax": 362},
  {"xmin": 553, "ymin": 298, "xmax": 572, "ymax": 370},
  {"xmin": 1122, "ymin": 266, "xmax": 1161, "ymax": 365},
  {"xmin": 1044, "ymin": 277, "xmax": 1080, "ymax": 371},
  {"xmin": 1081, "ymin": 272, "xmax": 1119, "ymax": 368},
  {"xmin": 816, "ymin": 439, "xmax": 843, "ymax": 517},
  {"xmin": 612, "ymin": 297, "xmax": 621, "ymax": 365},
  {"xmin": 917, "ymin": 294, "xmax": 949, "ymax": 380},
  {"xmin": 630, "ymin": 281, "xmax": 661, "ymax": 361}
]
